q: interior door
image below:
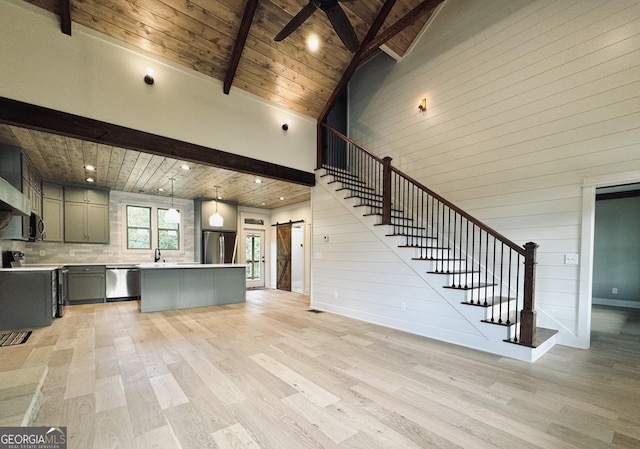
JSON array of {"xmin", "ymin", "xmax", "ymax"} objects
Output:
[
  {"xmin": 276, "ymin": 224, "xmax": 292, "ymax": 291},
  {"xmin": 245, "ymin": 230, "xmax": 265, "ymax": 288}
]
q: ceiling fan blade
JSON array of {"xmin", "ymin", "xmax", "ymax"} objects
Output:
[
  {"xmin": 325, "ymin": 4, "xmax": 359, "ymax": 52},
  {"xmin": 274, "ymin": 2, "xmax": 317, "ymax": 42}
]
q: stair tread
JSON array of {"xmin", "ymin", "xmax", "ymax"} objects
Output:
[
  {"xmin": 505, "ymin": 327, "xmax": 558, "ymax": 348},
  {"xmin": 411, "ymin": 256, "xmax": 462, "ymax": 260},
  {"xmin": 400, "ymin": 245, "xmax": 449, "ymax": 249},
  {"xmin": 461, "ymin": 297, "xmax": 517, "ymax": 306},
  {"xmin": 444, "ymin": 282, "xmax": 497, "ymax": 290},
  {"xmin": 334, "ymin": 184, "xmax": 375, "ymax": 192}
]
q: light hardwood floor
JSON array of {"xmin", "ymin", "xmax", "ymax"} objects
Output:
[{"xmin": 1, "ymin": 291, "xmax": 639, "ymax": 449}]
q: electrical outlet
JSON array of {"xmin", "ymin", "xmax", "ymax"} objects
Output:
[
  {"xmin": 333, "ymin": 291, "xmax": 338, "ymax": 299},
  {"xmin": 69, "ymin": 250, "xmax": 75, "ymax": 257},
  {"xmin": 401, "ymin": 302, "xmax": 406, "ymax": 311},
  {"xmin": 612, "ymin": 287, "xmax": 618, "ymax": 294},
  {"xmin": 564, "ymin": 254, "xmax": 579, "ymax": 265},
  {"xmin": 39, "ymin": 250, "xmax": 45, "ymax": 256}
]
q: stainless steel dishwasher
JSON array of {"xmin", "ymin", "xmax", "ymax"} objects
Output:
[{"xmin": 106, "ymin": 266, "xmax": 140, "ymax": 301}]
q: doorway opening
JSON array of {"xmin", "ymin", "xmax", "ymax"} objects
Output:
[
  {"xmin": 580, "ymin": 171, "xmax": 640, "ymax": 349},
  {"xmin": 245, "ymin": 230, "xmax": 265, "ymax": 289}
]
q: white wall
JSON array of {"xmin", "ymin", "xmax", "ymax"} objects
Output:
[
  {"xmin": 0, "ymin": 0, "xmax": 316, "ymax": 172},
  {"xmin": 339, "ymin": 0, "xmax": 640, "ymax": 348}
]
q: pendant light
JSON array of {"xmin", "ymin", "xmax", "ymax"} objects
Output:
[
  {"xmin": 165, "ymin": 178, "xmax": 180, "ymax": 224},
  {"xmin": 209, "ymin": 186, "xmax": 224, "ymax": 227}
]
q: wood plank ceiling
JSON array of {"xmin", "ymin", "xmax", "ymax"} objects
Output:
[
  {"xmin": 23, "ymin": 0, "xmax": 435, "ymax": 118},
  {"xmin": 7, "ymin": 0, "xmax": 440, "ymax": 208}
]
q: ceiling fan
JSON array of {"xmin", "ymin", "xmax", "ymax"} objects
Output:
[{"xmin": 274, "ymin": 0, "xmax": 360, "ymax": 52}]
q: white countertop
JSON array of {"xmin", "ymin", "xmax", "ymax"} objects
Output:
[
  {"xmin": 1, "ymin": 263, "xmax": 246, "ymax": 272},
  {"xmin": 137, "ymin": 263, "xmax": 246, "ymax": 269},
  {"xmin": 0, "ymin": 266, "xmax": 59, "ymax": 272}
]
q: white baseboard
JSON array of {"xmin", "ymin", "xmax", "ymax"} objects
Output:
[{"xmin": 592, "ymin": 297, "xmax": 640, "ymax": 309}]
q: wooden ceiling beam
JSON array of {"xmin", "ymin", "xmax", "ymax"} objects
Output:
[
  {"xmin": 223, "ymin": 0, "xmax": 259, "ymax": 95},
  {"xmin": 318, "ymin": 0, "xmax": 399, "ymax": 121},
  {"xmin": 360, "ymin": 0, "xmax": 444, "ymax": 60},
  {"xmin": 0, "ymin": 96, "xmax": 315, "ymax": 187},
  {"xmin": 60, "ymin": 0, "xmax": 72, "ymax": 35},
  {"xmin": 318, "ymin": 0, "xmax": 443, "ymax": 122}
]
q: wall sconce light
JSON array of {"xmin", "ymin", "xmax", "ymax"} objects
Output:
[
  {"xmin": 144, "ymin": 67, "xmax": 155, "ymax": 85},
  {"xmin": 418, "ymin": 98, "xmax": 427, "ymax": 113}
]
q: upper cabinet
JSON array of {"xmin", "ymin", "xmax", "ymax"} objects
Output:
[
  {"xmin": 0, "ymin": 144, "xmax": 41, "ymax": 241},
  {"xmin": 42, "ymin": 182, "xmax": 63, "ymax": 242},
  {"xmin": 63, "ymin": 186, "xmax": 109, "ymax": 243}
]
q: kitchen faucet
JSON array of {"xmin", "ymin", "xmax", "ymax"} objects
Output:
[{"xmin": 154, "ymin": 248, "xmax": 161, "ymax": 262}]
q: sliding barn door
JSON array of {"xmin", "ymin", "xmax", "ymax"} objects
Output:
[{"xmin": 276, "ymin": 223, "xmax": 292, "ymax": 291}]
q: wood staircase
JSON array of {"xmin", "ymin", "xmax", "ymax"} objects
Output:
[{"xmin": 319, "ymin": 123, "xmax": 556, "ymax": 361}]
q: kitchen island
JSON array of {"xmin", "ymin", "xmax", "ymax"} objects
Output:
[{"xmin": 137, "ymin": 263, "xmax": 246, "ymax": 313}]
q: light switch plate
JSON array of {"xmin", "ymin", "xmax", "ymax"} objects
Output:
[{"xmin": 564, "ymin": 253, "xmax": 579, "ymax": 265}]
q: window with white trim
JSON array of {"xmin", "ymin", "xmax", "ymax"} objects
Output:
[{"xmin": 125, "ymin": 205, "xmax": 181, "ymax": 251}]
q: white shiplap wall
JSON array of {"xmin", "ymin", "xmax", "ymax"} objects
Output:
[{"xmin": 323, "ymin": 0, "xmax": 640, "ymax": 348}]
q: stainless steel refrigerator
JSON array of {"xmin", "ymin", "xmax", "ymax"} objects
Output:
[{"xmin": 203, "ymin": 231, "xmax": 237, "ymax": 264}]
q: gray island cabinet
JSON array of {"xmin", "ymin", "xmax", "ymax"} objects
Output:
[{"xmin": 138, "ymin": 264, "xmax": 246, "ymax": 313}]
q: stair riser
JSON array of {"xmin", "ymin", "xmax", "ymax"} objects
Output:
[
  {"xmin": 480, "ymin": 321, "xmax": 519, "ymax": 340},
  {"xmin": 440, "ymin": 272, "xmax": 484, "ymax": 286},
  {"xmin": 412, "ymin": 248, "xmax": 451, "ymax": 259}
]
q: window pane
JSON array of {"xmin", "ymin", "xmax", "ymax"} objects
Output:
[
  {"xmin": 128, "ymin": 228, "xmax": 150, "ymax": 249},
  {"xmin": 127, "ymin": 206, "xmax": 151, "ymax": 249},
  {"xmin": 127, "ymin": 206, "xmax": 150, "ymax": 227},
  {"xmin": 159, "ymin": 229, "xmax": 179, "ymax": 250}
]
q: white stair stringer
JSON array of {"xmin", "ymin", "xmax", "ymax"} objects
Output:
[{"xmin": 314, "ymin": 169, "xmax": 556, "ymax": 362}]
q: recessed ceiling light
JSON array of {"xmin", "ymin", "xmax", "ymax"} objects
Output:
[
  {"xmin": 85, "ymin": 165, "xmax": 95, "ymax": 171},
  {"xmin": 261, "ymin": 202, "xmax": 266, "ymax": 206},
  {"xmin": 158, "ymin": 188, "xmax": 165, "ymax": 192},
  {"xmin": 307, "ymin": 35, "xmax": 319, "ymax": 52},
  {"xmin": 280, "ymin": 196, "xmax": 285, "ymax": 201},
  {"xmin": 255, "ymin": 179, "xmax": 262, "ymax": 184},
  {"xmin": 85, "ymin": 177, "xmax": 95, "ymax": 183},
  {"xmin": 181, "ymin": 164, "xmax": 190, "ymax": 170}
]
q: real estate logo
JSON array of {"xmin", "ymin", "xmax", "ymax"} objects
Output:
[{"xmin": 0, "ymin": 427, "xmax": 67, "ymax": 449}]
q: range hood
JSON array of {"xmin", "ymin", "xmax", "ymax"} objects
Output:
[{"xmin": 0, "ymin": 176, "xmax": 30, "ymax": 231}]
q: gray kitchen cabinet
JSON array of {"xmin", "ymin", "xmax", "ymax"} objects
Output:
[
  {"xmin": 0, "ymin": 269, "xmax": 56, "ymax": 331},
  {"xmin": 66, "ymin": 265, "xmax": 106, "ymax": 304},
  {"xmin": 42, "ymin": 182, "xmax": 63, "ymax": 242},
  {"xmin": 0, "ymin": 144, "xmax": 42, "ymax": 240},
  {"xmin": 64, "ymin": 186, "xmax": 109, "ymax": 243}
]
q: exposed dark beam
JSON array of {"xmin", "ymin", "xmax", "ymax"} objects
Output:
[
  {"xmin": 318, "ymin": 0, "xmax": 399, "ymax": 121},
  {"xmin": 360, "ymin": 0, "xmax": 443, "ymax": 60},
  {"xmin": 0, "ymin": 96, "xmax": 315, "ymax": 187},
  {"xmin": 60, "ymin": 0, "xmax": 71, "ymax": 35},
  {"xmin": 223, "ymin": 0, "xmax": 259, "ymax": 95}
]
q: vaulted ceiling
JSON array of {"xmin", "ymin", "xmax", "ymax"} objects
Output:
[
  {"xmin": 4, "ymin": 0, "xmax": 442, "ymax": 207},
  {"xmin": 22, "ymin": 0, "xmax": 439, "ymax": 119}
]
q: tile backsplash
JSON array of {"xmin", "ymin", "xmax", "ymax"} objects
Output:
[{"xmin": 2, "ymin": 190, "xmax": 196, "ymax": 265}]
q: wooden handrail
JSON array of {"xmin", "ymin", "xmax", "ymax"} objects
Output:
[
  {"xmin": 320, "ymin": 123, "xmax": 525, "ymax": 256},
  {"xmin": 386, "ymin": 165, "xmax": 526, "ymax": 256},
  {"xmin": 319, "ymin": 122, "xmax": 385, "ymax": 165},
  {"xmin": 318, "ymin": 123, "xmax": 538, "ymax": 346}
]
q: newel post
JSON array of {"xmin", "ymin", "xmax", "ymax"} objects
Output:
[
  {"xmin": 520, "ymin": 241, "xmax": 539, "ymax": 346},
  {"xmin": 382, "ymin": 156, "xmax": 392, "ymax": 225}
]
